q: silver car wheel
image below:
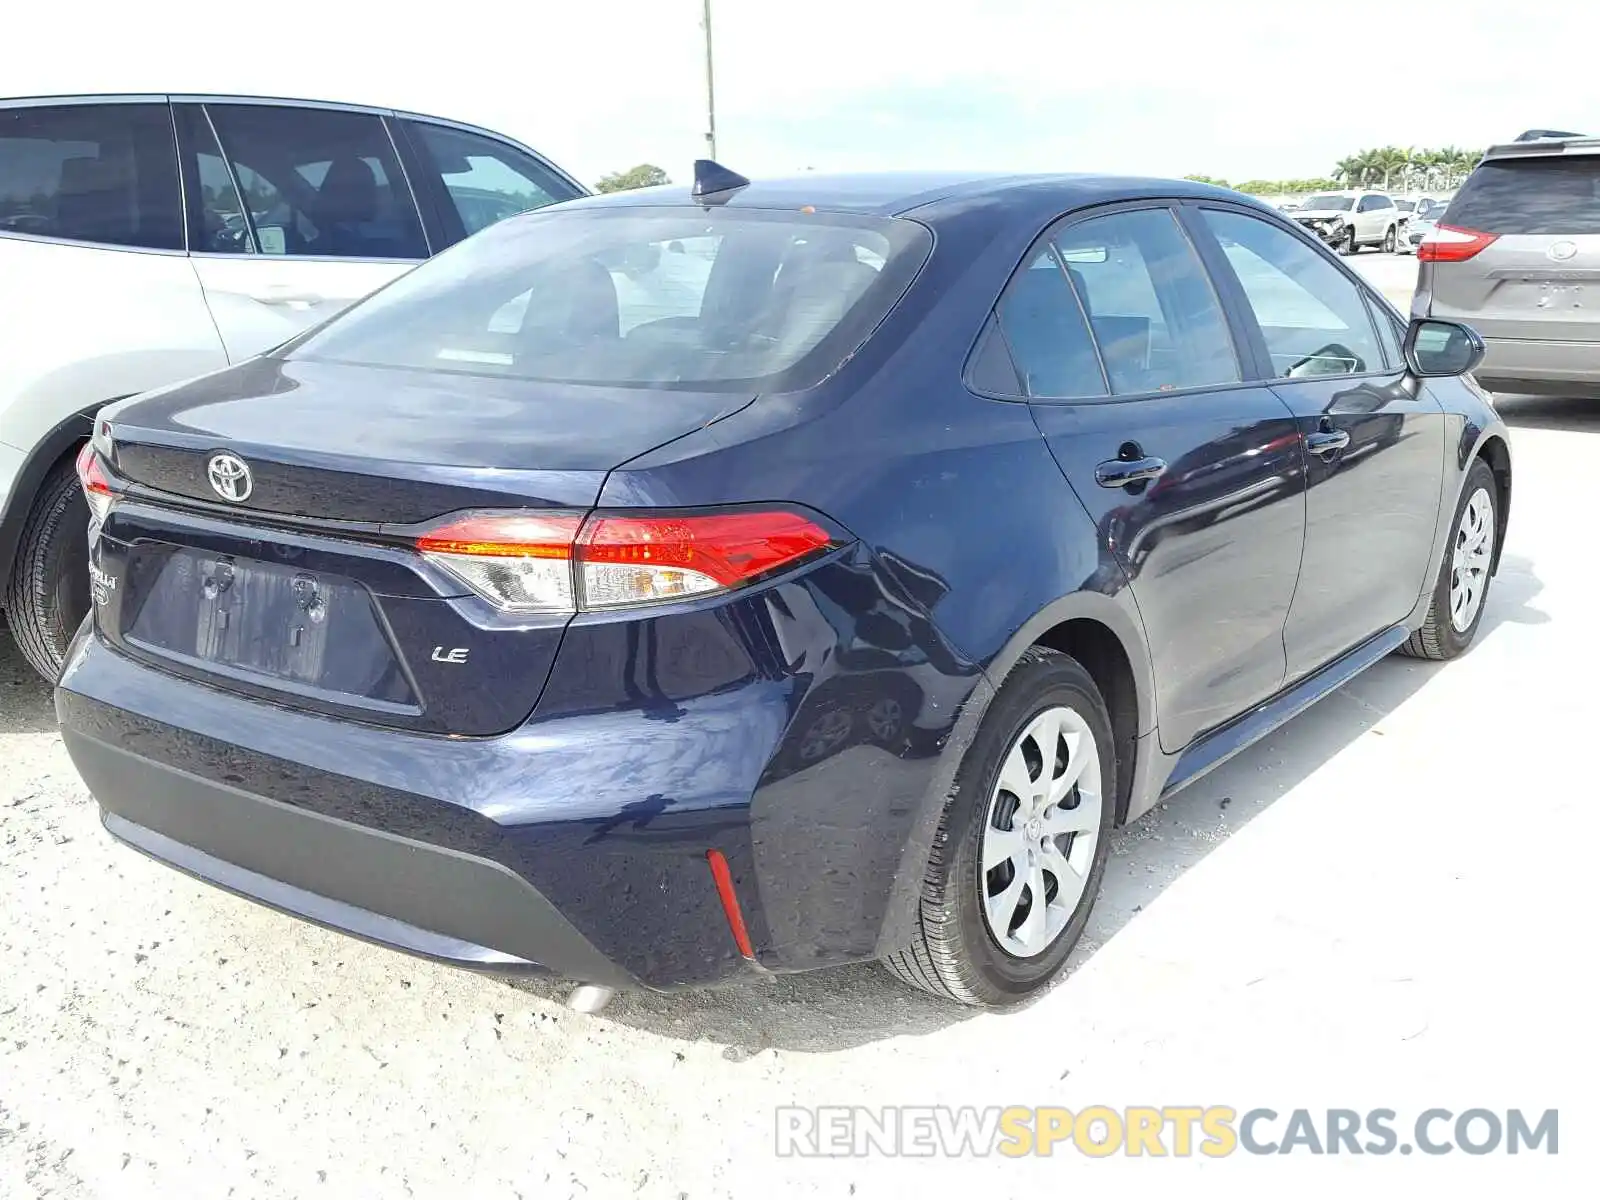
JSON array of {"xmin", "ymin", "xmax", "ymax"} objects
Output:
[
  {"xmin": 1450, "ymin": 486, "xmax": 1494, "ymax": 633},
  {"xmin": 979, "ymin": 705, "xmax": 1103, "ymax": 959}
]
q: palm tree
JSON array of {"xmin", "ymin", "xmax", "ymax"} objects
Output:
[
  {"xmin": 1399, "ymin": 146, "xmax": 1422, "ymax": 192},
  {"xmin": 1419, "ymin": 150, "xmax": 1446, "ymax": 192},
  {"xmin": 1434, "ymin": 146, "xmax": 1459, "ymax": 187},
  {"xmin": 1435, "ymin": 146, "xmax": 1482, "ymax": 189},
  {"xmin": 1374, "ymin": 146, "xmax": 1411, "ymax": 191}
]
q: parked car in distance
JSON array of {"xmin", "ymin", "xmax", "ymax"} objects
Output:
[
  {"xmin": 1416, "ymin": 135, "xmax": 1600, "ymax": 394},
  {"xmin": 1291, "ymin": 189, "xmax": 1402, "ymax": 254},
  {"xmin": 1400, "ymin": 207, "xmax": 1443, "ymax": 255},
  {"xmin": 0, "ymin": 94, "xmax": 585, "ymax": 681},
  {"xmin": 58, "ymin": 165, "xmax": 1511, "ymax": 1011}
]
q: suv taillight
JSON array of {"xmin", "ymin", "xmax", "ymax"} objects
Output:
[
  {"xmin": 75, "ymin": 443, "xmax": 113, "ymax": 524},
  {"xmin": 416, "ymin": 508, "xmax": 839, "ymax": 613},
  {"xmin": 1417, "ymin": 224, "xmax": 1500, "ymax": 262}
]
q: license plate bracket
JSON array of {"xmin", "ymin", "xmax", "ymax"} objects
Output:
[{"xmin": 121, "ymin": 545, "xmax": 412, "ymax": 705}]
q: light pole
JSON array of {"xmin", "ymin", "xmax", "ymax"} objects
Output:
[{"xmin": 702, "ymin": 0, "xmax": 718, "ymax": 159}]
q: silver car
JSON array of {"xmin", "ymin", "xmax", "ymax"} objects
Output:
[
  {"xmin": 1400, "ymin": 201, "xmax": 1448, "ymax": 254},
  {"xmin": 1414, "ymin": 137, "xmax": 1600, "ymax": 394}
]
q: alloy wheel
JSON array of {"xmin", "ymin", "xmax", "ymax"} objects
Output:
[
  {"xmin": 1450, "ymin": 486, "xmax": 1494, "ymax": 632},
  {"xmin": 979, "ymin": 706, "xmax": 1103, "ymax": 959}
]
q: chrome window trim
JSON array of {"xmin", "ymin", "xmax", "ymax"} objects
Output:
[
  {"xmin": 0, "ymin": 230, "xmax": 188, "ymax": 256},
  {"xmin": 168, "ymin": 94, "xmax": 394, "ymax": 117},
  {"xmin": 0, "ymin": 93, "xmax": 171, "ymax": 109},
  {"xmin": 186, "ymin": 251, "xmax": 423, "ymax": 265}
]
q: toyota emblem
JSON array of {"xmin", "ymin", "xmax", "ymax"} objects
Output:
[
  {"xmin": 206, "ymin": 452, "xmax": 253, "ymax": 503},
  {"xmin": 1548, "ymin": 240, "xmax": 1579, "ymax": 262}
]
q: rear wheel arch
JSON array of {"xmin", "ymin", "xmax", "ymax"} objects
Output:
[
  {"xmin": 986, "ymin": 592, "xmax": 1154, "ymax": 825},
  {"xmin": 0, "ymin": 403, "xmax": 101, "ymax": 585},
  {"xmin": 1476, "ymin": 434, "xmax": 1512, "ymax": 572}
]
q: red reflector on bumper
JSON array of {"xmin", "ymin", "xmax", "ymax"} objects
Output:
[{"xmin": 706, "ymin": 849, "xmax": 756, "ymax": 960}]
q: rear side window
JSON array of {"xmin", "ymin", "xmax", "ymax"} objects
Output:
[
  {"xmin": 990, "ymin": 248, "xmax": 1106, "ymax": 398},
  {"xmin": 203, "ymin": 104, "xmax": 427, "ymax": 259},
  {"xmin": 1446, "ymin": 156, "xmax": 1600, "ymax": 234},
  {"xmin": 1053, "ymin": 208, "xmax": 1240, "ymax": 394},
  {"xmin": 405, "ymin": 121, "xmax": 577, "ymax": 242},
  {"xmin": 0, "ymin": 103, "xmax": 182, "ymax": 250},
  {"xmin": 287, "ymin": 207, "xmax": 932, "ymax": 392}
]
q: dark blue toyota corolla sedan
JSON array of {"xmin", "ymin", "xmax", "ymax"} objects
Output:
[{"xmin": 57, "ymin": 163, "xmax": 1510, "ymax": 1010}]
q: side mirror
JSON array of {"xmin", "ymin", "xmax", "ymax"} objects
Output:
[{"xmin": 1404, "ymin": 318, "xmax": 1485, "ymax": 377}]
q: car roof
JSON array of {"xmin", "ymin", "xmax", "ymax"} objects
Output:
[
  {"xmin": 1482, "ymin": 136, "xmax": 1600, "ymax": 161},
  {"xmin": 0, "ymin": 91, "xmax": 512, "ymax": 135},
  {"xmin": 562, "ymin": 170, "xmax": 1277, "ymax": 223}
]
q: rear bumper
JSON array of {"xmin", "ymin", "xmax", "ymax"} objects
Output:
[
  {"xmin": 55, "ymin": 631, "xmax": 773, "ymax": 990},
  {"xmin": 71, "ymin": 731, "xmax": 636, "ymax": 987},
  {"xmin": 1475, "ymin": 336, "xmax": 1600, "ymax": 395}
]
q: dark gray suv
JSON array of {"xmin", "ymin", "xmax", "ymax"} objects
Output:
[{"xmin": 1414, "ymin": 136, "xmax": 1600, "ymax": 395}]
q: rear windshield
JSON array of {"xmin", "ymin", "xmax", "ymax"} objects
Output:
[
  {"xmin": 1445, "ymin": 156, "xmax": 1600, "ymax": 234},
  {"xmin": 287, "ymin": 205, "xmax": 932, "ymax": 391},
  {"xmin": 1302, "ymin": 195, "xmax": 1353, "ymax": 211}
]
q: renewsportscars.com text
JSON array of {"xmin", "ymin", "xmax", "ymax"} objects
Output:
[{"xmin": 775, "ymin": 1105, "xmax": 1559, "ymax": 1158}]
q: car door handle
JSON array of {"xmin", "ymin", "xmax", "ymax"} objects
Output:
[
  {"xmin": 1095, "ymin": 453, "xmax": 1168, "ymax": 488},
  {"xmin": 257, "ymin": 287, "xmax": 326, "ymax": 308},
  {"xmin": 1304, "ymin": 429, "xmax": 1351, "ymax": 457}
]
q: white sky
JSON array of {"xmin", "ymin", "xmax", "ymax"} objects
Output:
[{"xmin": 5, "ymin": 1, "xmax": 1593, "ymax": 188}]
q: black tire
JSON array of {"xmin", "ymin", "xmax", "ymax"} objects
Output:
[
  {"xmin": 4, "ymin": 455, "xmax": 92, "ymax": 682},
  {"xmin": 1399, "ymin": 458, "xmax": 1497, "ymax": 661},
  {"xmin": 1383, "ymin": 224, "xmax": 1397, "ymax": 253},
  {"xmin": 882, "ymin": 647, "xmax": 1116, "ymax": 1007}
]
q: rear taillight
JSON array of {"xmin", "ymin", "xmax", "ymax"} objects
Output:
[
  {"xmin": 75, "ymin": 443, "xmax": 113, "ymax": 524},
  {"xmin": 1417, "ymin": 224, "xmax": 1499, "ymax": 262},
  {"xmin": 416, "ymin": 513, "xmax": 584, "ymax": 612},
  {"xmin": 416, "ymin": 508, "xmax": 838, "ymax": 614}
]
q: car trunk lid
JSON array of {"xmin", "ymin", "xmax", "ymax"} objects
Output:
[
  {"xmin": 93, "ymin": 357, "xmax": 753, "ymax": 736},
  {"xmin": 104, "ymin": 357, "xmax": 751, "ymax": 519}
]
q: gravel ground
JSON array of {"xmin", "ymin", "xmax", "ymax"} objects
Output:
[{"xmin": 3, "ymin": 256, "xmax": 1594, "ymax": 1196}]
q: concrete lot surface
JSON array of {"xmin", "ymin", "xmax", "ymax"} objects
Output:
[
  {"xmin": 2, "ymin": 256, "xmax": 1594, "ymax": 1197},
  {"xmin": 1348, "ymin": 250, "xmax": 1421, "ymax": 309}
]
